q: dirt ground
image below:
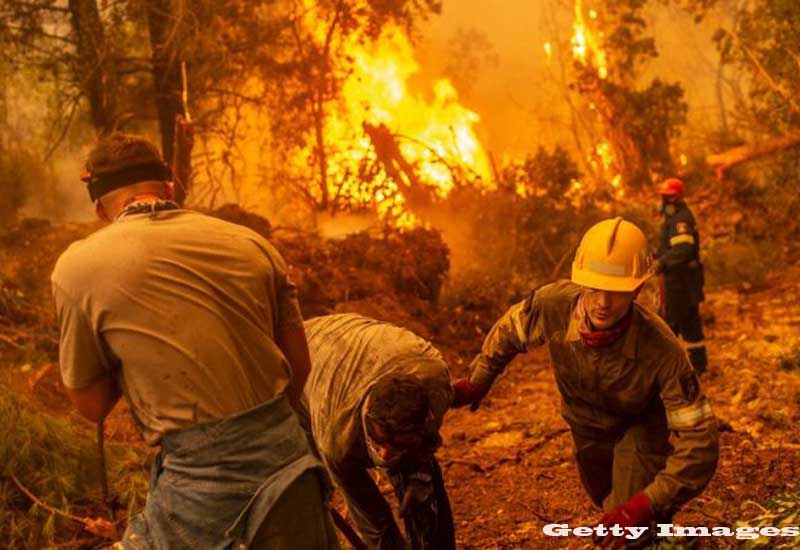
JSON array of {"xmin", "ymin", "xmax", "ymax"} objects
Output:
[{"xmin": 3, "ymin": 219, "xmax": 799, "ymax": 549}]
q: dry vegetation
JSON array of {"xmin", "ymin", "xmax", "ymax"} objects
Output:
[{"xmin": 0, "ymin": 193, "xmax": 798, "ymax": 549}]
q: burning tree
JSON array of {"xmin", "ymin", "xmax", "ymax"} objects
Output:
[
  {"xmin": 262, "ymin": 0, "xmax": 494, "ymax": 226},
  {"xmin": 567, "ymin": 0, "xmax": 688, "ymax": 190}
]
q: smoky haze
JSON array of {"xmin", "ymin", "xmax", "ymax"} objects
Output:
[
  {"xmin": 416, "ymin": 0, "xmax": 736, "ymax": 158},
  {"xmin": 6, "ymin": 0, "xmax": 737, "ymax": 227}
]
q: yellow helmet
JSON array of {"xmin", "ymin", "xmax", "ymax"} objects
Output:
[{"xmin": 571, "ymin": 217, "xmax": 651, "ymax": 292}]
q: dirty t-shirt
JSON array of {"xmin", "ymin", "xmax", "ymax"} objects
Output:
[
  {"xmin": 51, "ymin": 209, "xmax": 303, "ymax": 445},
  {"xmin": 302, "ymin": 313, "xmax": 453, "ymax": 550}
]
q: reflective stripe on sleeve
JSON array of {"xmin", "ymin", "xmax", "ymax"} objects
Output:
[
  {"xmin": 669, "ymin": 234, "xmax": 695, "ymax": 246},
  {"xmin": 685, "ymin": 341, "xmax": 706, "ymax": 350},
  {"xmin": 510, "ymin": 304, "xmax": 529, "ymax": 345},
  {"xmin": 666, "ymin": 400, "xmax": 714, "ymax": 430}
]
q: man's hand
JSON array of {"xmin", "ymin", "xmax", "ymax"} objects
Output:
[
  {"xmin": 276, "ymin": 323, "xmax": 312, "ymax": 405},
  {"xmin": 65, "ymin": 374, "xmax": 121, "ymax": 423},
  {"xmin": 451, "ymin": 379, "xmax": 485, "ymax": 410},
  {"xmin": 399, "ymin": 472, "xmax": 434, "ymax": 517},
  {"xmin": 595, "ymin": 493, "xmax": 653, "ymax": 548}
]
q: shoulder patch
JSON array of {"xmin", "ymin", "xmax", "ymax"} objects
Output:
[
  {"xmin": 680, "ymin": 371, "xmax": 700, "ymax": 402},
  {"xmin": 675, "ymin": 221, "xmax": 690, "ymax": 234}
]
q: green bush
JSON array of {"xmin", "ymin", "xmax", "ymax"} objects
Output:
[
  {"xmin": 0, "ymin": 387, "xmax": 148, "ymax": 548},
  {"xmin": 735, "ymin": 487, "xmax": 800, "ymax": 549}
]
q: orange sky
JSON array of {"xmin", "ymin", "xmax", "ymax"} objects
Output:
[{"xmin": 416, "ymin": 0, "xmax": 736, "ymax": 158}]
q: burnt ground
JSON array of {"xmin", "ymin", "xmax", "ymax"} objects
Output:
[
  {"xmin": 2, "ymin": 219, "xmax": 799, "ymax": 549},
  {"xmin": 23, "ymin": 266, "xmax": 798, "ymax": 550}
]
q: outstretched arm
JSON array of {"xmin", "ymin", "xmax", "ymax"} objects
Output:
[
  {"xmin": 644, "ymin": 353, "xmax": 719, "ymax": 513},
  {"xmin": 455, "ymin": 290, "xmax": 547, "ymax": 407}
]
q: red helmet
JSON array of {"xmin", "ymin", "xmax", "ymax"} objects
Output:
[{"xmin": 657, "ymin": 178, "xmax": 684, "ymax": 196}]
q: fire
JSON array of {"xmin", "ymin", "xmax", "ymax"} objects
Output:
[
  {"xmin": 571, "ymin": 0, "xmax": 625, "ymax": 193},
  {"xmin": 295, "ymin": 7, "xmax": 493, "ymax": 226},
  {"xmin": 571, "ymin": 0, "xmax": 607, "ymax": 79}
]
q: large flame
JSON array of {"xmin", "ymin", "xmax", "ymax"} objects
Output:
[
  {"xmin": 571, "ymin": 0, "xmax": 607, "ymax": 79},
  {"xmin": 570, "ymin": 0, "xmax": 626, "ymax": 194},
  {"xmin": 294, "ymin": 6, "xmax": 493, "ymax": 226}
]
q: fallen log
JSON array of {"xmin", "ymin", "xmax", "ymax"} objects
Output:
[{"xmin": 707, "ymin": 130, "xmax": 800, "ymax": 178}]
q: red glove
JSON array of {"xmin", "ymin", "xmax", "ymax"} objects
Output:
[
  {"xmin": 597, "ymin": 493, "xmax": 653, "ymax": 548},
  {"xmin": 451, "ymin": 379, "xmax": 485, "ymax": 409}
]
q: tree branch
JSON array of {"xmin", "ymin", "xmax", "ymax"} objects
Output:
[{"xmin": 732, "ymin": 32, "xmax": 800, "ymax": 115}]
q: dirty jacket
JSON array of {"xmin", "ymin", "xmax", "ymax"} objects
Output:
[
  {"xmin": 468, "ymin": 281, "xmax": 718, "ymax": 513},
  {"xmin": 657, "ymin": 201, "xmax": 704, "ymax": 305},
  {"xmin": 302, "ymin": 314, "xmax": 453, "ymax": 550}
]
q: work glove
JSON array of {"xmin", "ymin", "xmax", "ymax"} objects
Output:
[
  {"xmin": 398, "ymin": 472, "xmax": 434, "ymax": 517},
  {"xmin": 595, "ymin": 493, "xmax": 653, "ymax": 548},
  {"xmin": 451, "ymin": 378, "xmax": 485, "ymax": 410}
]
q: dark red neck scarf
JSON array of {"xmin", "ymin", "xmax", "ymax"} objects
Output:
[{"xmin": 577, "ymin": 302, "xmax": 634, "ymax": 349}]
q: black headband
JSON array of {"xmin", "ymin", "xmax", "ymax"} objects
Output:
[{"xmin": 82, "ymin": 162, "xmax": 171, "ymax": 201}]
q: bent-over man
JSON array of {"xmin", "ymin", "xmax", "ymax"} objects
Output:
[{"xmin": 301, "ymin": 313, "xmax": 456, "ymax": 550}]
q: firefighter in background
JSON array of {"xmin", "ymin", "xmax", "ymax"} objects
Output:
[
  {"xmin": 452, "ymin": 218, "xmax": 719, "ymax": 548},
  {"xmin": 654, "ymin": 178, "xmax": 707, "ymax": 374}
]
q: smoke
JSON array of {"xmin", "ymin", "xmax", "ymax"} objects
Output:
[
  {"xmin": 20, "ymin": 150, "xmax": 97, "ymax": 223},
  {"xmin": 416, "ymin": 0, "xmax": 736, "ymax": 159}
]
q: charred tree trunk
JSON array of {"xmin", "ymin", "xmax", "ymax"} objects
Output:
[
  {"xmin": 574, "ymin": 70, "xmax": 645, "ymax": 186},
  {"xmin": 312, "ymin": 90, "xmax": 330, "ymax": 210},
  {"xmin": 363, "ymin": 122, "xmax": 435, "ymax": 211},
  {"xmin": 146, "ymin": 0, "xmax": 183, "ymax": 167},
  {"xmin": 707, "ymin": 130, "xmax": 800, "ymax": 177},
  {"xmin": 68, "ymin": 0, "xmax": 115, "ymax": 133}
]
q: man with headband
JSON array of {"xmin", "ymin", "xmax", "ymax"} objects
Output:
[{"xmin": 52, "ymin": 133, "xmax": 339, "ymax": 549}]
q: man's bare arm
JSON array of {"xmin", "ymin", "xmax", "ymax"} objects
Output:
[
  {"xmin": 276, "ymin": 323, "xmax": 312, "ymax": 404},
  {"xmin": 65, "ymin": 374, "xmax": 121, "ymax": 423}
]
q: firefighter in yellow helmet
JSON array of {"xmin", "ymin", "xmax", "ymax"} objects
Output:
[{"xmin": 452, "ymin": 218, "xmax": 719, "ymax": 548}]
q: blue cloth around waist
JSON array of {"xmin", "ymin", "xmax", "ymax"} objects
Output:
[{"xmin": 123, "ymin": 394, "xmax": 326, "ymax": 550}]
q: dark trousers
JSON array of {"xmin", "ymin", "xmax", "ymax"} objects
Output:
[
  {"xmin": 572, "ymin": 418, "xmax": 673, "ymax": 549},
  {"xmin": 665, "ymin": 299, "xmax": 707, "ymax": 373},
  {"xmin": 388, "ymin": 459, "xmax": 456, "ymax": 550}
]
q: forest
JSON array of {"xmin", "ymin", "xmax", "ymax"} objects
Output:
[{"xmin": 1, "ymin": 0, "xmax": 799, "ymax": 548}]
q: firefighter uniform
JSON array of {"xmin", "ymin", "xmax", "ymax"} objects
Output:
[
  {"xmin": 656, "ymin": 200, "xmax": 707, "ymax": 373},
  {"xmin": 468, "ymin": 280, "xmax": 719, "ymax": 519}
]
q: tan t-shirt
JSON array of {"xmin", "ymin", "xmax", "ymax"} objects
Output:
[{"xmin": 51, "ymin": 209, "xmax": 303, "ymax": 445}]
